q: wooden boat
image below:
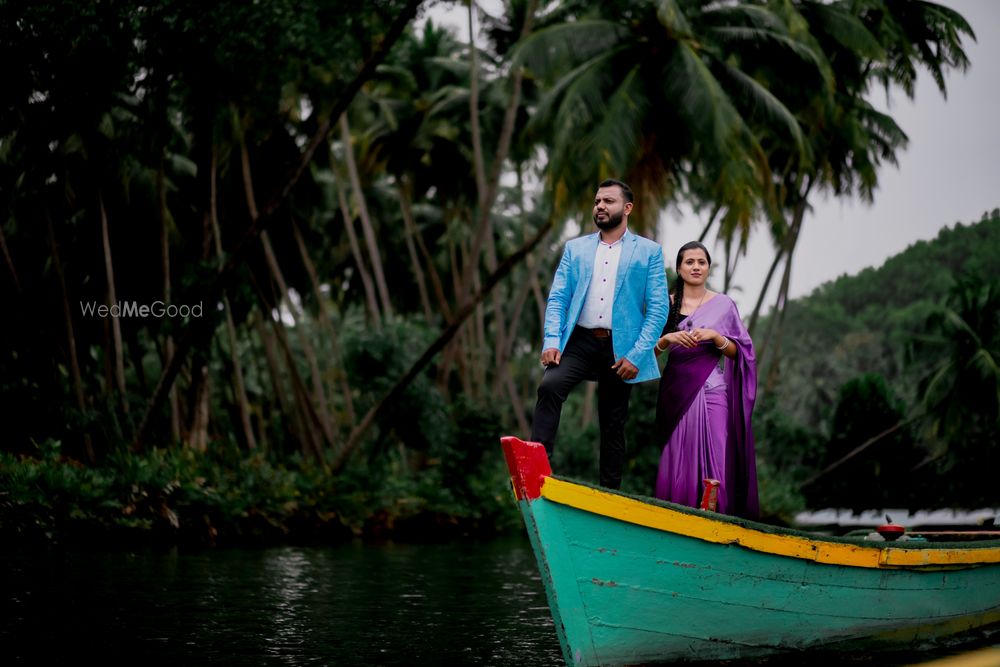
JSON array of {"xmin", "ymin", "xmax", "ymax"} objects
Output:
[{"xmin": 501, "ymin": 436, "xmax": 1000, "ymax": 666}]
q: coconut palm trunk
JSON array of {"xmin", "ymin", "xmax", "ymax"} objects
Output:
[
  {"xmin": 501, "ymin": 268, "xmax": 534, "ymax": 434},
  {"xmin": 334, "ymin": 177, "xmax": 382, "ymax": 325},
  {"xmin": 131, "ymin": 0, "xmax": 423, "ymax": 450},
  {"xmin": 291, "ymin": 218, "xmax": 356, "ymax": 424},
  {"xmin": 186, "ymin": 361, "xmax": 211, "ymax": 451},
  {"xmin": 208, "ymin": 149, "xmax": 258, "ymax": 451},
  {"xmin": 747, "ymin": 245, "xmax": 785, "ymax": 337},
  {"xmin": 259, "ymin": 296, "xmax": 330, "ymax": 468},
  {"xmin": 407, "ymin": 189, "xmax": 452, "ymax": 320},
  {"xmin": 254, "ymin": 312, "xmax": 310, "ymax": 456},
  {"xmin": 339, "ymin": 114, "xmax": 393, "ymax": 318},
  {"xmin": 239, "ymin": 132, "xmax": 337, "ymax": 448},
  {"xmin": 332, "ymin": 210, "xmax": 556, "ymax": 473},
  {"xmin": 98, "ymin": 190, "xmax": 129, "ymax": 415},
  {"xmin": 396, "ymin": 180, "xmax": 433, "ymax": 322},
  {"xmin": 157, "ymin": 160, "xmax": 182, "ymax": 443},
  {"xmin": 697, "ymin": 204, "xmax": 723, "ymax": 244},
  {"xmin": 46, "ymin": 210, "xmax": 94, "ymax": 462},
  {"xmin": 460, "ymin": 0, "xmax": 537, "ymax": 304},
  {"xmin": 0, "ymin": 221, "xmax": 20, "ymax": 293}
]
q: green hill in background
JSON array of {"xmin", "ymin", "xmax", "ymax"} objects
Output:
[{"xmin": 753, "ymin": 208, "xmax": 1000, "ymax": 515}]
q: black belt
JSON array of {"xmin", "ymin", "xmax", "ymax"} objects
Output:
[{"xmin": 577, "ymin": 326, "xmax": 612, "ymax": 339}]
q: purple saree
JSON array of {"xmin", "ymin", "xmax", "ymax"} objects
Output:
[{"xmin": 653, "ymin": 294, "xmax": 759, "ymax": 519}]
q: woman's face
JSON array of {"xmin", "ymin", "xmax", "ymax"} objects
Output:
[{"xmin": 677, "ymin": 248, "xmax": 710, "ymax": 286}]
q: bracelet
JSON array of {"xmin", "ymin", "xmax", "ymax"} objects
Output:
[
  {"xmin": 715, "ymin": 337, "xmax": 730, "ymax": 351},
  {"xmin": 654, "ymin": 340, "xmax": 667, "ymax": 353}
]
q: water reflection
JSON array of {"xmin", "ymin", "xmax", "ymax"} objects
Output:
[
  {"xmin": 1, "ymin": 537, "xmax": 563, "ymax": 666},
  {"xmin": 3, "ymin": 538, "xmax": 995, "ymax": 666}
]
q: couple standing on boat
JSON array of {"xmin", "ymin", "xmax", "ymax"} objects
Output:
[{"xmin": 531, "ymin": 179, "xmax": 759, "ymax": 519}]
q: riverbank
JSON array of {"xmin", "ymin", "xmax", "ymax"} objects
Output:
[{"xmin": 0, "ymin": 444, "xmax": 521, "ymax": 548}]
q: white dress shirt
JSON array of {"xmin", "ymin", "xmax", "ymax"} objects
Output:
[{"xmin": 577, "ymin": 234, "xmax": 624, "ymax": 329}]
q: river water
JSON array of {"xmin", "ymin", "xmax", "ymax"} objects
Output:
[
  {"xmin": 3, "ymin": 536, "xmax": 562, "ymax": 665},
  {"xmin": 2, "ymin": 536, "xmax": 996, "ymax": 666}
]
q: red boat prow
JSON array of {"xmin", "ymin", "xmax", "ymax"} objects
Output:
[{"xmin": 500, "ymin": 436, "xmax": 550, "ymax": 501}]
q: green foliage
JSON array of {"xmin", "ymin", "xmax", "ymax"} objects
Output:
[
  {"xmin": 755, "ymin": 458, "xmax": 806, "ymax": 525},
  {"xmin": 753, "ymin": 394, "xmax": 823, "ymax": 516},
  {"xmin": 0, "ymin": 0, "xmax": 987, "ymax": 544},
  {"xmin": 0, "ymin": 408, "xmax": 521, "ymax": 546},
  {"xmin": 761, "ymin": 211, "xmax": 1000, "ymax": 426},
  {"xmin": 759, "ymin": 211, "xmax": 1000, "ymax": 510},
  {"xmin": 908, "ymin": 272, "xmax": 1000, "ymax": 507},
  {"xmin": 805, "ymin": 374, "xmax": 921, "ymax": 511}
]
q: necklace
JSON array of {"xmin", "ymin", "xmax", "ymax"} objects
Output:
[{"xmin": 684, "ymin": 289, "xmax": 707, "ymax": 314}]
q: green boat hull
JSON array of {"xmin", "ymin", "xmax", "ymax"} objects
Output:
[
  {"xmin": 503, "ymin": 436, "xmax": 1000, "ymax": 666},
  {"xmin": 526, "ymin": 496, "xmax": 1000, "ymax": 665}
]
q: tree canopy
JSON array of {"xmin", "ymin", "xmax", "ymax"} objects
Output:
[{"xmin": 0, "ymin": 0, "xmax": 989, "ymax": 541}]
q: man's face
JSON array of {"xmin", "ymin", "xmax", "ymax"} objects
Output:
[{"xmin": 593, "ymin": 186, "xmax": 632, "ymax": 230}]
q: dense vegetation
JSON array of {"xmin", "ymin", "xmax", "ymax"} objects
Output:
[
  {"xmin": 755, "ymin": 210, "xmax": 1000, "ymax": 512},
  {"xmin": 1, "ymin": 0, "xmax": 992, "ymax": 545}
]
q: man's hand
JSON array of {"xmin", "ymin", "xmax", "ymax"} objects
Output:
[
  {"xmin": 540, "ymin": 348, "xmax": 561, "ymax": 367},
  {"xmin": 611, "ymin": 357, "xmax": 638, "ymax": 380}
]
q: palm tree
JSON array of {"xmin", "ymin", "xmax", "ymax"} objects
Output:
[
  {"xmin": 131, "ymin": 0, "xmax": 426, "ymax": 449},
  {"xmin": 910, "ymin": 275, "xmax": 999, "ymax": 505},
  {"xmin": 515, "ymin": 0, "xmax": 815, "ymax": 228},
  {"xmin": 750, "ymin": 0, "xmax": 973, "ymax": 377},
  {"xmin": 914, "ymin": 276, "xmax": 1000, "ymax": 448}
]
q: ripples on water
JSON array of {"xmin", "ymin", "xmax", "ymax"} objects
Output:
[
  {"xmin": 2, "ymin": 538, "xmax": 996, "ymax": 666},
  {"xmin": 2, "ymin": 537, "xmax": 564, "ymax": 666}
]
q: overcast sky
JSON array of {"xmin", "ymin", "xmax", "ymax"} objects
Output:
[{"xmin": 426, "ymin": 0, "xmax": 1000, "ymax": 314}]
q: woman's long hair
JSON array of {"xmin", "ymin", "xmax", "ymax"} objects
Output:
[{"xmin": 664, "ymin": 241, "xmax": 712, "ymax": 333}]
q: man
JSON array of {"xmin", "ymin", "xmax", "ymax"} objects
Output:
[{"xmin": 531, "ymin": 178, "xmax": 669, "ymax": 489}]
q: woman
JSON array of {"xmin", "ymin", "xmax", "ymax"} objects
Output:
[{"xmin": 653, "ymin": 241, "xmax": 759, "ymax": 519}]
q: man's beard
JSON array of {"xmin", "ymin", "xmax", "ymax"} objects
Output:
[{"xmin": 594, "ymin": 210, "xmax": 623, "ymax": 230}]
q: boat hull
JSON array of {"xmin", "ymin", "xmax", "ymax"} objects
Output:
[{"xmin": 502, "ymin": 437, "xmax": 1000, "ymax": 666}]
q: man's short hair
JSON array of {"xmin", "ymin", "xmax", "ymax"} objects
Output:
[{"xmin": 598, "ymin": 178, "xmax": 634, "ymax": 204}]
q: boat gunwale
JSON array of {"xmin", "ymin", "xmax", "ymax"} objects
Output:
[{"xmin": 539, "ymin": 475, "xmax": 1000, "ymax": 569}]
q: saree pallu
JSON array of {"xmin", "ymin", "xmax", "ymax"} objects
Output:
[{"xmin": 653, "ymin": 294, "xmax": 759, "ymax": 519}]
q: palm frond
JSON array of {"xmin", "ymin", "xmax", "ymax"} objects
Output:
[
  {"xmin": 655, "ymin": 0, "xmax": 692, "ymax": 37},
  {"xmin": 810, "ymin": 2, "xmax": 885, "ymax": 60},
  {"xmin": 704, "ymin": 3, "xmax": 789, "ymax": 33},
  {"xmin": 373, "ymin": 63, "xmax": 420, "ymax": 92},
  {"xmin": 511, "ymin": 20, "xmax": 629, "ymax": 80},
  {"xmin": 425, "ymin": 85, "xmax": 471, "ymax": 117},
  {"xmin": 942, "ymin": 307, "xmax": 983, "ymax": 348},
  {"xmin": 424, "ymin": 56, "xmax": 477, "ymax": 79},
  {"xmin": 549, "ymin": 56, "xmax": 621, "ymax": 162},
  {"xmin": 921, "ymin": 359, "xmax": 957, "ymax": 409},
  {"xmin": 717, "ymin": 62, "xmax": 805, "ymax": 156},
  {"xmin": 968, "ymin": 348, "xmax": 1000, "ymax": 384},
  {"xmin": 582, "ymin": 66, "xmax": 647, "ymax": 183},
  {"xmin": 709, "ymin": 26, "xmax": 829, "ymax": 78},
  {"xmin": 529, "ymin": 46, "xmax": 628, "ymax": 137},
  {"xmin": 667, "ymin": 41, "xmax": 745, "ymax": 155}
]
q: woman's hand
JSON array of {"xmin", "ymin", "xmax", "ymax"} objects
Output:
[
  {"xmin": 691, "ymin": 328, "xmax": 723, "ymax": 347},
  {"xmin": 657, "ymin": 330, "xmax": 699, "ymax": 350},
  {"xmin": 691, "ymin": 327, "xmax": 736, "ymax": 358}
]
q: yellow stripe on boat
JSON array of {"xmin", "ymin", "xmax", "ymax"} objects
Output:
[
  {"xmin": 907, "ymin": 648, "xmax": 1000, "ymax": 667},
  {"xmin": 539, "ymin": 476, "xmax": 1000, "ymax": 569}
]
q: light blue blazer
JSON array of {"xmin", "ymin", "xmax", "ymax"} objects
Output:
[{"xmin": 542, "ymin": 230, "xmax": 669, "ymax": 383}]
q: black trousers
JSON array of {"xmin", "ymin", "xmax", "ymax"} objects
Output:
[{"xmin": 530, "ymin": 327, "xmax": 634, "ymax": 489}]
